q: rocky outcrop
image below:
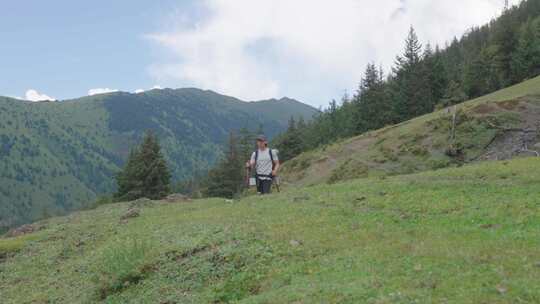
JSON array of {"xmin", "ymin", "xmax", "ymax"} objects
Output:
[
  {"xmin": 4, "ymin": 223, "xmax": 42, "ymax": 238},
  {"xmin": 165, "ymin": 193, "xmax": 192, "ymax": 203}
]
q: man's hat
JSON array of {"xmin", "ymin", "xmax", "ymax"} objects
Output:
[{"xmin": 256, "ymin": 134, "xmax": 267, "ymax": 142}]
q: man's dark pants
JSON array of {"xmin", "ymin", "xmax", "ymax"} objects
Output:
[{"xmin": 256, "ymin": 178, "xmax": 272, "ymax": 194}]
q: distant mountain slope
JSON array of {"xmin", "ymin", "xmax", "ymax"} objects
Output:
[
  {"xmin": 0, "ymin": 89, "xmax": 317, "ymax": 230},
  {"xmin": 281, "ymin": 76, "xmax": 540, "ymax": 186}
]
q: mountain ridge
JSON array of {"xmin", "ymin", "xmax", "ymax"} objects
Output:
[{"xmin": 12, "ymin": 87, "xmax": 307, "ymax": 107}]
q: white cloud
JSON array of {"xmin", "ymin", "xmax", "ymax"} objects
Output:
[
  {"xmin": 88, "ymin": 88, "xmax": 119, "ymax": 96},
  {"xmin": 147, "ymin": 0, "xmax": 520, "ymax": 106},
  {"xmin": 25, "ymin": 89, "xmax": 55, "ymax": 102},
  {"xmin": 133, "ymin": 85, "xmax": 162, "ymax": 94}
]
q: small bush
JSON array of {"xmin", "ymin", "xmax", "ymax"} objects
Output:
[
  {"xmin": 445, "ymin": 142, "xmax": 464, "ymax": 158},
  {"xmin": 429, "ymin": 158, "xmax": 452, "ymax": 170},
  {"xmin": 410, "ymin": 146, "xmax": 430, "ymax": 157},
  {"xmin": 93, "ymin": 238, "xmax": 154, "ymax": 299},
  {"xmin": 0, "ymin": 234, "xmax": 41, "ymax": 258},
  {"xmin": 213, "ymin": 271, "xmax": 260, "ymax": 303},
  {"xmin": 298, "ymin": 158, "xmax": 310, "ymax": 170},
  {"xmin": 0, "ymin": 238, "xmax": 28, "ymax": 256},
  {"xmin": 380, "ymin": 146, "xmax": 398, "ymax": 161},
  {"xmin": 95, "ymin": 195, "xmax": 114, "ymax": 206},
  {"xmin": 289, "ymin": 156, "xmax": 311, "ymax": 171}
]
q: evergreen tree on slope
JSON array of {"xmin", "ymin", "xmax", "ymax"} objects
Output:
[{"xmin": 115, "ymin": 131, "xmax": 171, "ymax": 201}]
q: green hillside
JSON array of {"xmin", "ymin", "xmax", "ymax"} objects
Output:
[
  {"xmin": 0, "ymin": 89, "xmax": 317, "ymax": 230},
  {"xmin": 1, "ymin": 157, "xmax": 538, "ymax": 303},
  {"xmin": 281, "ymin": 75, "xmax": 540, "ymax": 186}
]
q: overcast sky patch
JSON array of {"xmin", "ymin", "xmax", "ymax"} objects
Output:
[{"xmin": 147, "ymin": 0, "xmax": 519, "ymax": 106}]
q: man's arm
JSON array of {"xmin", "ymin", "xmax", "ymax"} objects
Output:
[
  {"xmin": 272, "ymin": 160, "xmax": 280, "ymax": 176},
  {"xmin": 248, "ymin": 152, "xmax": 256, "ymax": 168}
]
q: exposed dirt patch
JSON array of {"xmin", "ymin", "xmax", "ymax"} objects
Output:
[
  {"xmin": 472, "ymin": 103, "xmax": 498, "ymax": 114},
  {"xmin": 314, "ymin": 156, "xmax": 329, "ymax": 163},
  {"xmin": 164, "ymin": 193, "xmax": 192, "ymax": 203},
  {"xmin": 120, "ymin": 208, "xmax": 140, "ymax": 223},
  {"xmin": 480, "ymin": 130, "xmax": 539, "ymax": 160},
  {"xmin": 4, "ymin": 223, "xmax": 43, "ymax": 238},
  {"xmin": 496, "ymin": 99, "xmax": 521, "ymax": 111},
  {"xmin": 165, "ymin": 245, "xmax": 212, "ymax": 262},
  {"xmin": 478, "ymin": 100, "xmax": 540, "ymax": 160},
  {"xmin": 328, "ymin": 158, "xmax": 369, "ymax": 184},
  {"xmin": 346, "ymin": 135, "xmax": 376, "ymax": 152}
]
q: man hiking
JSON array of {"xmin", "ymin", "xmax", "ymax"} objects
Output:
[{"xmin": 247, "ymin": 134, "xmax": 280, "ymax": 194}]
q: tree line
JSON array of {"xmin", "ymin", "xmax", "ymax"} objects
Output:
[
  {"xmin": 112, "ymin": 128, "xmax": 261, "ymax": 201},
  {"xmin": 274, "ymin": 0, "xmax": 540, "ymax": 162},
  {"xmin": 175, "ymin": 128, "xmax": 258, "ymax": 199}
]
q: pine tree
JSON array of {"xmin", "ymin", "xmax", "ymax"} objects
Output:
[
  {"xmin": 275, "ymin": 116, "xmax": 304, "ymax": 162},
  {"xmin": 238, "ymin": 127, "xmax": 255, "ymax": 162},
  {"xmin": 296, "ymin": 116, "xmax": 307, "ymax": 131},
  {"xmin": 115, "ymin": 131, "xmax": 171, "ymax": 201},
  {"xmin": 392, "ymin": 27, "xmax": 432, "ymax": 120},
  {"xmin": 423, "ymin": 44, "xmax": 448, "ymax": 108},
  {"xmin": 491, "ymin": 9, "xmax": 520, "ymax": 87},
  {"xmin": 511, "ymin": 17, "xmax": 540, "ymax": 82},
  {"xmin": 115, "ymin": 148, "xmax": 143, "ymax": 201},
  {"xmin": 463, "ymin": 49, "xmax": 491, "ymax": 98},
  {"xmin": 205, "ymin": 132, "xmax": 244, "ymax": 198},
  {"xmin": 336, "ymin": 92, "xmax": 356, "ymax": 138},
  {"xmin": 442, "ymin": 80, "xmax": 468, "ymax": 107},
  {"xmin": 139, "ymin": 131, "xmax": 171, "ymax": 199},
  {"xmin": 443, "ymin": 37, "xmax": 464, "ymax": 87},
  {"xmin": 354, "ymin": 63, "xmax": 392, "ymax": 132}
]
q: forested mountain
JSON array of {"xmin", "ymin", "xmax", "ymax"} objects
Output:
[
  {"xmin": 274, "ymin": 0, "xmax": 540, "ymax": 160},
  {"xmin": 0, "ymin": 89, "xmax": 316, "ymax": 230}
]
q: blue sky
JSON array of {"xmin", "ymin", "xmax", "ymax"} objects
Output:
[
  {"xmin": 0, "ymin": 0, "xmax": 517, "ymax": 106},
  {"xmin": 0, "ymin": 1, "xmax": 185, "ymax": 100}
]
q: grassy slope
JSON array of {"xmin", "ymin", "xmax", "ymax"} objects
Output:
[
  {"xmin": 1, "ymin": 157, "xmax": 539, "ymax": 303},
  {"xmin": 281, "ymin": 75, "xmax": 540, "ymax": 186}
]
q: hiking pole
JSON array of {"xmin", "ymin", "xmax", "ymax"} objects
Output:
[{"xmin": 245, "ymin": 163, "xmax": 251, "ymax": 188}]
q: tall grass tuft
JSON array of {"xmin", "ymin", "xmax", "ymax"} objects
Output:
[{"xmin": 93, "ymin": 238, "xmax": 154, "ymax": 299}]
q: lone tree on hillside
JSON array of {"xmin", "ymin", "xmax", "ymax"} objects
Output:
[
  {"xmin": 204, "ymin": 131, "xmax": 244, "ymax": 198},
  {"xmin": 115, "ymin": 131, "xmax": 171, "ymax": 201}
]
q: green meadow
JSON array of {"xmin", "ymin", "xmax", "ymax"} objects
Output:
[{"xmin": 1, "ymin": 157, "xmax": 538, "ymax": 303}]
